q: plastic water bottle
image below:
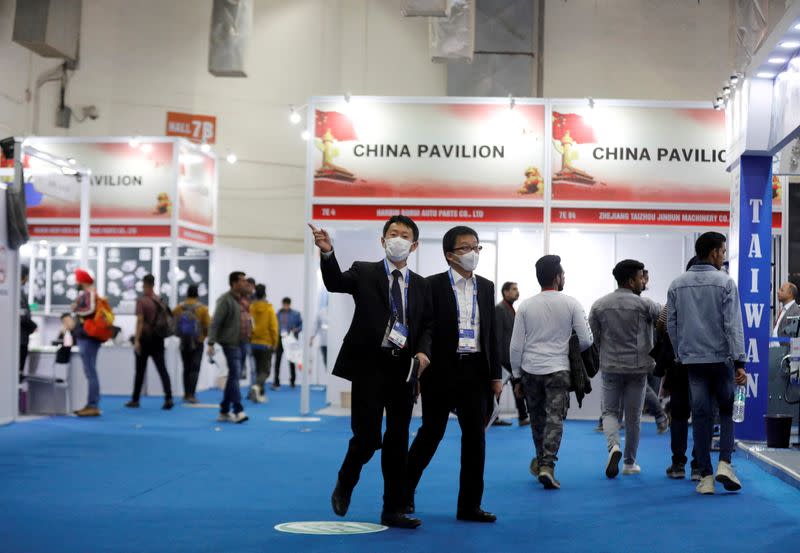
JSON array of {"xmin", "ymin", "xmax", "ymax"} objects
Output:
[{"xmin": 732, "ymin": 385, "xmax": 746, "ymax": 423}]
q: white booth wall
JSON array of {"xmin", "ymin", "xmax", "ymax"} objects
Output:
[
  {"xmin": 318, "ymin": 222, "xmax": 694, "ymax": 418},
  {"xmin": 0, "ymin": 185, "xmax": 20, "ymax": 425}
]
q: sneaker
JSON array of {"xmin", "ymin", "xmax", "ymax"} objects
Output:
[
  {"xmin": 162, "ymin": 399, "xmax": 174, "ymax": 410},
  {"xmin": 492, "ymin": 419, "xmax": 513, "ymax": 427},
  {"xmin": 271, "ymin": 384, "xmax": 280, "ymax": 391},
  {"xmin": 665, "ymin": 463, "xmax": 686, "ymax": 479},
  {"xmin": 124, "ymin": 400, "xmax": 140, "ymax": 408},
  {"xmin": 529, "ymin": 457, "xmax": 540, "ymax": 477},
  {"xmin": 656, "ymin": 417, "xmax": 669, "ymax": 434},
  {"xmin": 605, "ymin": 445, "xmax": 622, "ymax": 479},
  {"xmin": 184, "ymin": 396, "xmax": 198, "ymax": 404},
  {"xmin": 696, "ymin": 475, "xmax": 715, "ymax": 494},
  {"xmin": 75, "ymin": 406, "xmax": 101, "ymax": 417},
  {"xmin": 217, "ymin": 412, "xmax": 234, "ymax": 423},
  {"xmin": 715, "ymin": 461, "xmax": 742, "ymax": 492},
  {"xmin": 233, "ymin": 411, "xmax": 249, "ymax": 424},
  {"xmin": 594, "ymin": 420, "xmax": 604, "ymax": 433},
  {"xmin": 538, "ymin": 466, "xmax": 560, "ymax": 489},
  {"xmin": 256, "ymin": 393, "xmax": 268, "ymax": 404},
  {"xmin": 519, "ymin": 417, "xmax": 530, "ymax": 427},
  {"xmin": 691, "ymin": 467, "xmax": 701, "ymax": 481},
  {"xmin": 622, "ymin": 463, "xmax": 641, "ymax": 475},
  {"xmin": 247, "ymin": 385, "xmax": 260, "ymax": 402}
]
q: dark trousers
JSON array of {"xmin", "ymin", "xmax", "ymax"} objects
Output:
[
  {"xmin": 667, "ymin": 363, "xmax": 697, "ymax": 467},
  {"xmin": 180, "ymin": 345, "xmax": 203, "ymax": 398},
  {"xmin": 252, "ymin": 346, "xmax": 273, "ymax": 389},
  {"xmin": 274, "ymin": 336, "xmax": 296, "ymax": 386},
  {"xmin": 221, "ymin": 344, "xmax": 247, "ymax": 414},
  {"xmin": 19, "ymin": 342, "xmax": 29, "ymax": 378},
  {"xmin": 407, "ymin": 355, "xmax": 487, "ymax": 512},
  {"xmin": 687, "ymin": 363, "xmax": 735, "ymax": 477},
  {"xmin": 133, "ymin": 336, "xmax": 173, "ymax": 401},
  {"xmin": 338, "ymin": 350, "xmax": 414, "ymax": 514}
]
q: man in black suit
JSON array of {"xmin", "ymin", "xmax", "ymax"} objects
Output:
[
  {"xmin": 405, "ymin": 225, "xmax": 502, "ymax": 523},
  {"xmin": 495, "ymin": 281, "xmax": 529, "ymax": 426},
  {"xmin": 309, "ymin": 216, "xmax": 432, "ymax": 529}
]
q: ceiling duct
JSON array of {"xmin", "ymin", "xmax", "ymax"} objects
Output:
[
  {"xmin": 402, "ymin": 0, "xmax": 449, "ymax": 17},
  {"xmin": 12, "ymin": 0, "xmax": 81, "ymax": 62},
  {"xmin": 430, "ymin": 0, "xmax": 475, "ymax": 63},
  {"xmin": 208, "ymin": 0, "xmax": 253, "ymax": 77},
  {"xmin": 734, "ymin": 0, "xmax": 770, "ymax": 71}
]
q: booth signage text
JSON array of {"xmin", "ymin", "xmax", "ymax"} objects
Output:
[
  {"xmin": 312, "ymin": 204, "xmax": 544, "ymax": 223},
  {"xmin": 166, "ymin": 111, "xmax": 217, "ymax": 144}
]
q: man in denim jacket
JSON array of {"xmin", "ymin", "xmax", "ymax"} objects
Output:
[{"xmin": 667, "ymin": 232, "xmax": 747, "ymax": 495}]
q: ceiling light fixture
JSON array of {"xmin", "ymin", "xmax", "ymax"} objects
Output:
[
  {"xmin": 779, "ymin": 41, "xmax": 800, "ymax": 49},
  {"xmin": 769, "ymin": 57, "xmax": 787, "ymax": 64},
  {"xmin": 226, "ymin": 152, "xmax": 237, "ymax": 164},
  {"xmin": 756, "ymin": 71, "xmax": 776, "ymax": 79}
]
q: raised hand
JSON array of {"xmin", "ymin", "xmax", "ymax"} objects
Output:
[{"xmin": 308, "ymin": 223, "xmax": 333, "ymax": 253}]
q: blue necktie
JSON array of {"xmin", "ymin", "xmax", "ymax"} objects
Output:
[{"xmin": 391, "ymin": 269, "xmax": 404, "ymax": 325}]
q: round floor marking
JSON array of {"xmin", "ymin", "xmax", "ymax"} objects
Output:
[
  {"xmin": 269, "ymin": 416, "xmax": 321, "ymax": 422},
  {"xmin": 274, "ymin": 521, "xmax": 387, "ymax": 535}
]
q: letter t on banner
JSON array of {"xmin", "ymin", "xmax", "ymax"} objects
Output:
[{"xmin": 730, "ymin": 155, "xmax": 772, "ymax": 441}]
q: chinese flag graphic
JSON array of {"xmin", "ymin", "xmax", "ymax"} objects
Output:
[
  {"xmin": 552, "ymin": 112, "xmax": 596, "ymax": 144},
  {"xmin": 315, "ymin": 110, "xmax": 358, "ymax": 141}
]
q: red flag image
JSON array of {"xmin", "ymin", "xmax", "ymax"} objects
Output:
[
  {"xmin": 552, "ymin": 112, "xmax": 596, "ymax": 144},
  {"xmin": 315, "ymin": 110, "xmax": 358, "ymax": 141}
]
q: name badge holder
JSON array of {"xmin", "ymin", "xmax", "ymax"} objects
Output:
[
  {"xmin": 449, "ymin": 269, "xmax": 478, "ymax": 353},
  {"xmin": 385, "ymin": 259, "xmax": 409, "ymax": 349}
]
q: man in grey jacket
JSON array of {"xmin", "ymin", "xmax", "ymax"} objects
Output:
[
  {"xmin": 667, "ymin": 232, "xmax": 747, "ymax": 495},
  {"xmin": 208, "ymin": 270, "xmax": 252, "ymax": 424},
  {"xmin": 589, "ymin": 259, "xmax": 661, "ymax": 478}
]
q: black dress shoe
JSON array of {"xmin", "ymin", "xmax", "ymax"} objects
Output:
[
  {"xmin": 456, "ymin": 508, "xmax": 497, "ymax": 523},
  {"xmin": 162, "ymin": 399, "xmax": 174, "ymax": 410},
  {"xmin": 404, "ymin": 497, "xmax": 415, "ymax": 514},
  {"xmin": 381, "ymin": 512, "xmax": 422, "ymax": 529},
  {"xmin": 331, "ymin": 481, "xmax": 351, "ymax": 517},
  {"xmin": 492, "ymin": 419, "xmax": 513, "ymax": 427}
]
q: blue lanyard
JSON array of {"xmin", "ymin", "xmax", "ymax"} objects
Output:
[
  {"xmin": 448, "ymin": 268, "xmax": 477, "ymax": 329},
  {"xmin": 384, "ymin": 259, "xmax": 409, "ymax": 320}
]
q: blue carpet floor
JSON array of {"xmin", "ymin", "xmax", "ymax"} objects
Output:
[{"xmin": 1, "ymin": 388, "xmax": 799, "ymax": 553}]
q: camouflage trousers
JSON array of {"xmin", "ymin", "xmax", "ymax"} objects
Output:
[{"xmin": 522, "ymin": 370, "xmax": 570, "ymax": 468}]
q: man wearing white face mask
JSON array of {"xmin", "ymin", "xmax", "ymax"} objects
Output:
[
  {"xmin": 309, "ymin": 216, "xmax": 433, "ymax": 529},
  {"xmin": 405, "ymin": 226, "xmax": 502, "ymax": 523}
]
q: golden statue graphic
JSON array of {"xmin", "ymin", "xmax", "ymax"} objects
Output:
[
  {"xmin": 314, "ymin": 111, "xmax": 357, "ymax": 183},
  {"xmin": 552, "ymin": 112, "xmax": 598, "ymax": 187},
  {"xmin": 518, "ymin": 166, "xmax": 543, "ymax": 195}
]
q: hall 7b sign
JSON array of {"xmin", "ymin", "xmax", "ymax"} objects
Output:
[{"xmin": 166, "ymin": 111, "xmax": 217, "ymax": 144}]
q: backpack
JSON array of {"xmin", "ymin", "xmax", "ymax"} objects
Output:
[
  {"xmin": 83, "ymin": 295, "xmax": 115, "ymax": 342},
  {"xmin": 151, "ymin": 297, "xmax": 175, "ymax": 338},
  {"xmin": 175, "ymin": 303, "xmax": 201, "ymax": 349}
]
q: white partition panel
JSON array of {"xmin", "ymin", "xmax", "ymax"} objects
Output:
[
  {"xmin": 615, "ymin": 232, "xmax": 685, "ymax": 306},
  {"xmin": 0, "ymin": 185, "xmax": 20, "ymax": 425},
  {"xmin": 497, "ymin": 229, "xmax": 544, "ymax": 303},
  {"xmin": 550, "ymin": 231, "xmax": 616, "ymax": 314}
]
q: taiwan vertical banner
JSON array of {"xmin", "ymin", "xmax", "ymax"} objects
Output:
[{"xmin": 735, "ymin": 155, "xmax": 772, "ymax": 441}]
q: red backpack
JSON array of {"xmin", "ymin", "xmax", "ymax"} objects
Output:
[{"xmin": 83, "ymin": 295, "xmax": 115, "ymax": 342}]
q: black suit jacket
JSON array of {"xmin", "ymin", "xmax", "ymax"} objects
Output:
[
  {"xmin": 321, "ymin": 252, "xmax": 433, "ymax": 382},
  {"xmin": 421, "ymin": 270, "xmax": 502, "ymax": 386},
  {"xmin": 494, "ymin": 300, "xmax": 515, "ymax": 370}
]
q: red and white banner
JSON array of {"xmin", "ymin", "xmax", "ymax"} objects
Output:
[
  {"xmin": 551, "ymin": 208, "xmax": 782, "ymax": 229},
  {"xmin": 166, "ymin": 111, "xmax": 217, "ymax": 144},
  {"xmin": 550, "ymin": 105, "xmax": 729, "ymax": 204},
  {"xmin": 178, "ymin": 226, "xmax": 214, "ymax": 245},
  {"xmin": 313, "ymin": 204, "xmax": 543, "ymax": 223},
  {"xmin": 312, "ymin": 101, "xmax": 547, "ymax": 200},
  {"xmin": 178, "ymin": 146, "xmax": 215, "ymax": 229},
  {"xmin": 29, "ymin": 224, "xmax": 172, "ymax": 238}
]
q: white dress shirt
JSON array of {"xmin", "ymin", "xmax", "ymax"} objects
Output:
[
  {"xmin": 773, "ymin": 300, "xmax": 796, "ymax": 337},
  {"xmin": 382, "ymin": 259, "xmax": 409, "ymax": 347},
  {"xmin": 449, "ymin": 267, "xmax": 481, "ymax": 352}
]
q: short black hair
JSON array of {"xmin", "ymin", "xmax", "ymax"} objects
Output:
[
  {"xmin": 21, "ymin": 264, "xmax": 29, "ymax": 280},
  {"xmin": 229, "ymin": 271, "xmax": 245, "ymax": 287},
  {"xmin": 612, "ymin": 259, "xmax": 645, "ymax": 286},
  {"xmin": 695, "ymin": 232, "xmax": 726, "ymax": 259},
  {"xmin": 187, "ymin": 284, "xmax": 199, "ymax": 298},
  {"xmin": 246, "ymin": 277, "xmax": 256, "ymax": 285},
  {"xmin": 143, "ymin": 274, "xmax": 155, "ymax": 287},
  {"xmin": 536, "ymin": 255, "xmax": 563, "ymax": 287},
  {"xmin": 60, "ymin": 312, "xmax": 72, "ymax": 320},
  {"xmin": 382, "ymin": 215, "xmax": 419, "ymax": 242},
  {"xmin": 255, "ymin": 284, "xmax": 266, "ymax": 299},
  {"xmin": 442, "ymin": 225, "xmax": 479, "ymax": 257},
  {"xmin": 282, "ymin": 297, "xmax": 291, "ymax": 305},
  {"xmin": 686, "ymin": 256, "xmax": 698, "ymax": 271},
  {"xmin": 501, "ymin": 281, "xmax": 517, "ymax": 294}
]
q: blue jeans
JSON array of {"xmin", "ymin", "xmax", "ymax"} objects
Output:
[
  {"xmin": 221, "ymin": 344, "xmax": 247, "ymax": 414},
  {"xmin": 77, "ymin": 338, "xmax": 101, "ymax": 408},
  {"xmin": 687, "ymin": 363, "xmax": 735, "ymax": 477}
]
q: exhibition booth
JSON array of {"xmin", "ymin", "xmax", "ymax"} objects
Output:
[
  {"xmin": 5, "ymin": 137, "xmax": 218, "ymax": 416},
  {"xmin": 301, "ymin": 96, "xmax": 786, "ymax": 422}
]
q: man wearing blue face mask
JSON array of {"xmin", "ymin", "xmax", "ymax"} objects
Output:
[
  {"xmin": 309, "ymin": 216, "xmax": 433, "ymax": 529},
  {"xmin": 405, "ymin": 226, "xmax": 502, "ymax": 523}
]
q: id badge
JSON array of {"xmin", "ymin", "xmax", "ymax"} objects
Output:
[
  {"xmin": 388, "ymin": 320, "xmax": 409, "ymax": 348},
  {"xmin": 457, "ymin": 328, "xmax": 477, "ymax": 352}
]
